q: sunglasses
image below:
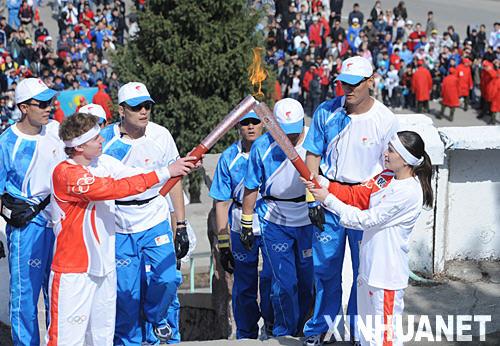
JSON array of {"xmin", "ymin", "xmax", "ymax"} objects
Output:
[
  {"xmin": 341, "ymin": 77, "xmax": 369, "ymax": 88},
  {"xmin": 125, "ymin": 101, "xmax": 153, "ymax": 112},
  {"xmin": 240, "ymin": 118, "xmax": 261, "ymax": 126},
  {"xmin": 26, "ymin": 99, "xmax": 54, "ymax": 109}
]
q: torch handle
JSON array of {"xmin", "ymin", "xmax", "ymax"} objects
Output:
[
  {"xmin": 159, "ymin": 144, "xmax": 208, "ymax": 196},
  {"xmin": 291, "ymin": 157, "xmax": 321, "ymax": 189}
]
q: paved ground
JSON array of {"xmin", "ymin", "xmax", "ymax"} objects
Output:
[{"xmin": 342, "ymin": 0, "xmax": 500, "ymax": 39}]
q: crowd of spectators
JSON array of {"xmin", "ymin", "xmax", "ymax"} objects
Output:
[
  {"xmin": 258, "ymin": 0, "xmax": 499, "ymax": 124},
  {"xmin": 0, "ymin": 0, "xmax": 143, "ymax": 134}
]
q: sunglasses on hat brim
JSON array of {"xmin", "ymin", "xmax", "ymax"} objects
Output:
[
  {"xmin": 25, "ymin": 98, "xmax": 55, "ymax": 109},
  {"xmin": 124, "ymin": 101, "xmax": 154, "ymax": 112},
  {"xmin": 239, "ymin": 118, "xmax": 261, "ymax": 126},
  {"xmin": 340, "ymin": 75, "xmax": 372, "ymax": 88}
]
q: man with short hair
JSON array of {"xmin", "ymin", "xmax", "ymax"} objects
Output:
[
  {"xmin": 242, "ymin": 98, "xmax": 314, "ymax": 338},
  {"xmin": 100, "ymin": 82, "xmax": 190, "ymax": 344},
  {"xmin": 303, "ymin": 56, "xmax": 398, "ymax": 345},
  {"xmin": 210, "ymin": 111, "xmax": 274, "ymax": 339},
  {"xmin": 0, "ymin": 78, "xmax": 65, "ymax": 346}
]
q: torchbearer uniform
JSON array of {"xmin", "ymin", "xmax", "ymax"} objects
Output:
[
  {"xmin": 47, "ymin": 149, "xmax": 172, "ymax": 346},
  {"xmin": 100, "ymin": 83, "xmax": 181, "ymax": 345},
  {"xmin": 302, "ymin": 56, "xmax": 398, "ymax": 342},
  {"xmin": 244, "ymin": 98, "xmax": 314, "ymax": 337},
  {"xmin": 209, "ymin": 111, "xmax": 273, "ymax": 339},
  {"xmin": 0, "ymin": 78, "xmax": 63, "ymax": 346},
  {"xmin": 323, "ymin": 140, "xmax": 424, "ymax": 346}
]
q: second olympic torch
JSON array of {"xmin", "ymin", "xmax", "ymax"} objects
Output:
[
  {"xmin": 159, "ymin": 95, "xmax": 258, "ymax": 196},
  {"xmin": 253, "ymin": 102, "xmax": 325, "ymax": 231}
]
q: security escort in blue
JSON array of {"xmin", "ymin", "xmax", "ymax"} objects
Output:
[
  {"xmin": 302, "ymin": 56, "xmax": 399, "ymax": 346},
  {"xmin": 210, "ymin": 110, "xmax": 274, "ymax": 339},
  {"xmin": 0, "ymin": 78, "xmax": 65, "ymax": 346},
  {"xmin": 241, "ymin": 98, "xmax": 314, "ymax": 337}
]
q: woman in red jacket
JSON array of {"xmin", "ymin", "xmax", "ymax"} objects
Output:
[
  {"xmin": 411, "ymin": 60, "xmax": 433, "ymax": 113},
  {"xmin": 439, "ymin": 68, "xmax": 460, "ymax": 121},
  {"xmin": 456, "ymin": 58, "xmax": 473, "ymax": 111},
  {"xmin": 487, "ymin": 69, "xmax": 499, "ymax": 125}
]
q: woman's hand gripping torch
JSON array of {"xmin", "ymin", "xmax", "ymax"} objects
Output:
[
  {"xmin": 159, "ymin": 95, "xmax": 258, "ymax": 196},
  {"xmin": 253, "ymin": 103, "xmax": 325, "ymax": 231}
]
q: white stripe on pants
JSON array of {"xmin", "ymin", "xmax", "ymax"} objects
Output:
[
  {"xmin": 45, "ymin": 270, "xmax": 116, "ymax": 346},
  {"xmin": 357, "ymin": 277, "xmax": 404, "ymax": 346}
]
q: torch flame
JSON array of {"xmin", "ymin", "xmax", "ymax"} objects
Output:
[{"xmin": 248, "ymin": 47, "xmax": 267, "ymax": 99}]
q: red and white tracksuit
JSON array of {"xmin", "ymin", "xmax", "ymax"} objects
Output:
[
  {"xmin": 46, "ymin": 155, "xmax": 170, "ymax": 346},
  {"xmin": 325, "ymin": 170, "xmax": 423, "ymax": 346}
]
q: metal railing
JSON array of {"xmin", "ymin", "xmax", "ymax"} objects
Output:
[{"xmin": 187, "ymin": 251, "xmax": 214, "ymax": 293}]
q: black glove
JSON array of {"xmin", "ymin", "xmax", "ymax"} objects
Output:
[
  {"xmin": 308, "ymin": 201, "xmax": 325, "ymax": 232},
  {"xmin": 217, "ymin": 234, "xmax": 234, "ymax": 274},
  {"xmin": 174, "ymin": 222, "xmax": 189, "ymax": 260},
  {"xmin": 0, "ymin": 241, "xmax": 5, "ymax": 259},
  {"xmin": 240, "ymin": 217, "xmax": 255, "ymax": 251}
]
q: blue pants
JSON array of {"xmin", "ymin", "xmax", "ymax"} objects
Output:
[
  {"xmin": 8, "ymin": 9, "xmax": 20, "ymax": 29},
  {"xmin": 303, "ymin": 211, "xmax": 362, "ymax": 338},
  {"xmin": 142, "ymin": 269, "xmax": 182, "ymax": 345},
  {"xmin": 7, "ymin": 222, "xmax": 54, "ymax": 346},
  {"xmin": 231, "ymin": 231, "xmax": 273, "ymax": 339},
  {"xmin": 114, "ymin": 219, "xmax": 180, "ymax": 346},
  {"xmin": 260, "ymin": 219, "xmax": 314, "ymax": 337}
]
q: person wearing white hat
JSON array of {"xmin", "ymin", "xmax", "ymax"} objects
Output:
[
  {"xmin": 0, "ymin": 78, "xmax": 65, "ymax": 346},
  {"xmin": 79, "ymin": 103, "xmax": 108, "ymax": 127},
  {"xmin": 303, "ymin": 131, "xmax": 433, "ymax": 346},
  {"xmin": 241, "ymin": 98, "xmax": 314, "ymax": 337},
  {"xmin": 302, "ymin": 56, "xmax": 399, "ymax": 345},
  {"xmin": 46, "ymin": 112, "xmax": 198, "ymax": 346},
  {"xmin": 209, "ymin": 111, "xmax": 274, "ymax": 339},
  {"xmin": 100, "ymin": 82, "xmax": 190, "ymax": 343}
]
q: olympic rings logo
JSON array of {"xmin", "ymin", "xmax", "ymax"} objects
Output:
[
  {"xmin": 233, "ymin": 252, "xmax": 247, "ymax": 262},
  {"xmin": 28, "ymin": 258, "xmax": 41, "ymax": 268},
  {"xmin": 315, "ymin": 232, "xmax": 332, "ymax": 243},
  {"xmin": 271, "ymin": 243, "xmax": 289, "ymax": 252},
  {"xmin": 71, "ymin": 173, "xmax": 96, "ymax": 194},
  {"xmin": 67, "ymin": 315, "xmax": 87, "ymax": 324},
  {"xmin": 116, "ymin": 258, "xmax": 131, "ymax": 267}
]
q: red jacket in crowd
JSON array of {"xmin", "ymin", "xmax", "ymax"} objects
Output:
[
  {"xmin": 335, "ymin": 80, "xmax": 344, "ymax": 97},
  {"xmin": 456, "ymin": 60, "xmax": 473, "ymax": 97},
  {"xmin": 390, "ymin": 53, "xmax": 402, "ymax": 70},
  {"xmin": 303, "ymin": 68, "xmax": 317, "ymax": 93},
  {"xmin": 480, "ymin": 61, "xmax": 496, "ymax": 102},
  {"xmin": 441, "ymin": 68, "xmax": 460, "ymax": 107},
  {"xmin": 92, "ymin": 86, "xmax": 113, "ymax": 120},
  {"xmin": 308, "ymin": 18, "xmax": 330, "ymax": 47},
  {"xmin": 408, "ymin": 30, "xmax": 426, "ymax": 51},
  {"xmin": 488, "ymin": 71, "xmax": 500, "ymax": 113},
  {"xmin": 53, "ymin": 101, "xmax": 65, "ymax": 124},
  {"xmin": 411, "ymin": 65, "xmax": 433, "ymax": 101}
]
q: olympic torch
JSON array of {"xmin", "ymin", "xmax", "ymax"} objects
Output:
[
  {"xmin": 253, "ymin": 102, "xmax": 325, "ymax": 231},
  {"xmin": 159, "ymin": 95, "xmax": 258, "ymax": 196}
]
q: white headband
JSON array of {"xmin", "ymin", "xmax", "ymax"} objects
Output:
[
  {"xmin": 63, "ymin": 125, "xmax": 101, "ymax": 148},
  {"xmin": 390, "ymin": 135, "xmax": 424, "ymax": 166}
]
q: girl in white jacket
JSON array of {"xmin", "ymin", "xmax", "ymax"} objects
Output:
[{"xmin": 304, "ymin": 131, "xmax": 433, "ymax": 346}]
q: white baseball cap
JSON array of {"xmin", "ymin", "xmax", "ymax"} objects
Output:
[
  {"xmin": 273, "ymin": 98, "xmax": 304, "ymax": 134},
  {"xmin": 15, "ymin": 78, "xmax": 57, "ymax": 105},
  {"xmin": 335, "ymin": 56, "xmax": 374, "ymax": 85},
  {"xmin": 79, "ymin": 103, "xmax": 107, "ymax": 123},
  {"xmin": 118, "ymin": 82, "xmax": 155, "ymax": 106}
]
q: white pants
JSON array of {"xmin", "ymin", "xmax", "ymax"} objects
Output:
[
  {"xmin": 357, "ymin": 277, "xmax": 405, "ymax": 346},
  {"xmin": 45, "ymin": 270, "xmax": 116, "ymax": 346}
]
